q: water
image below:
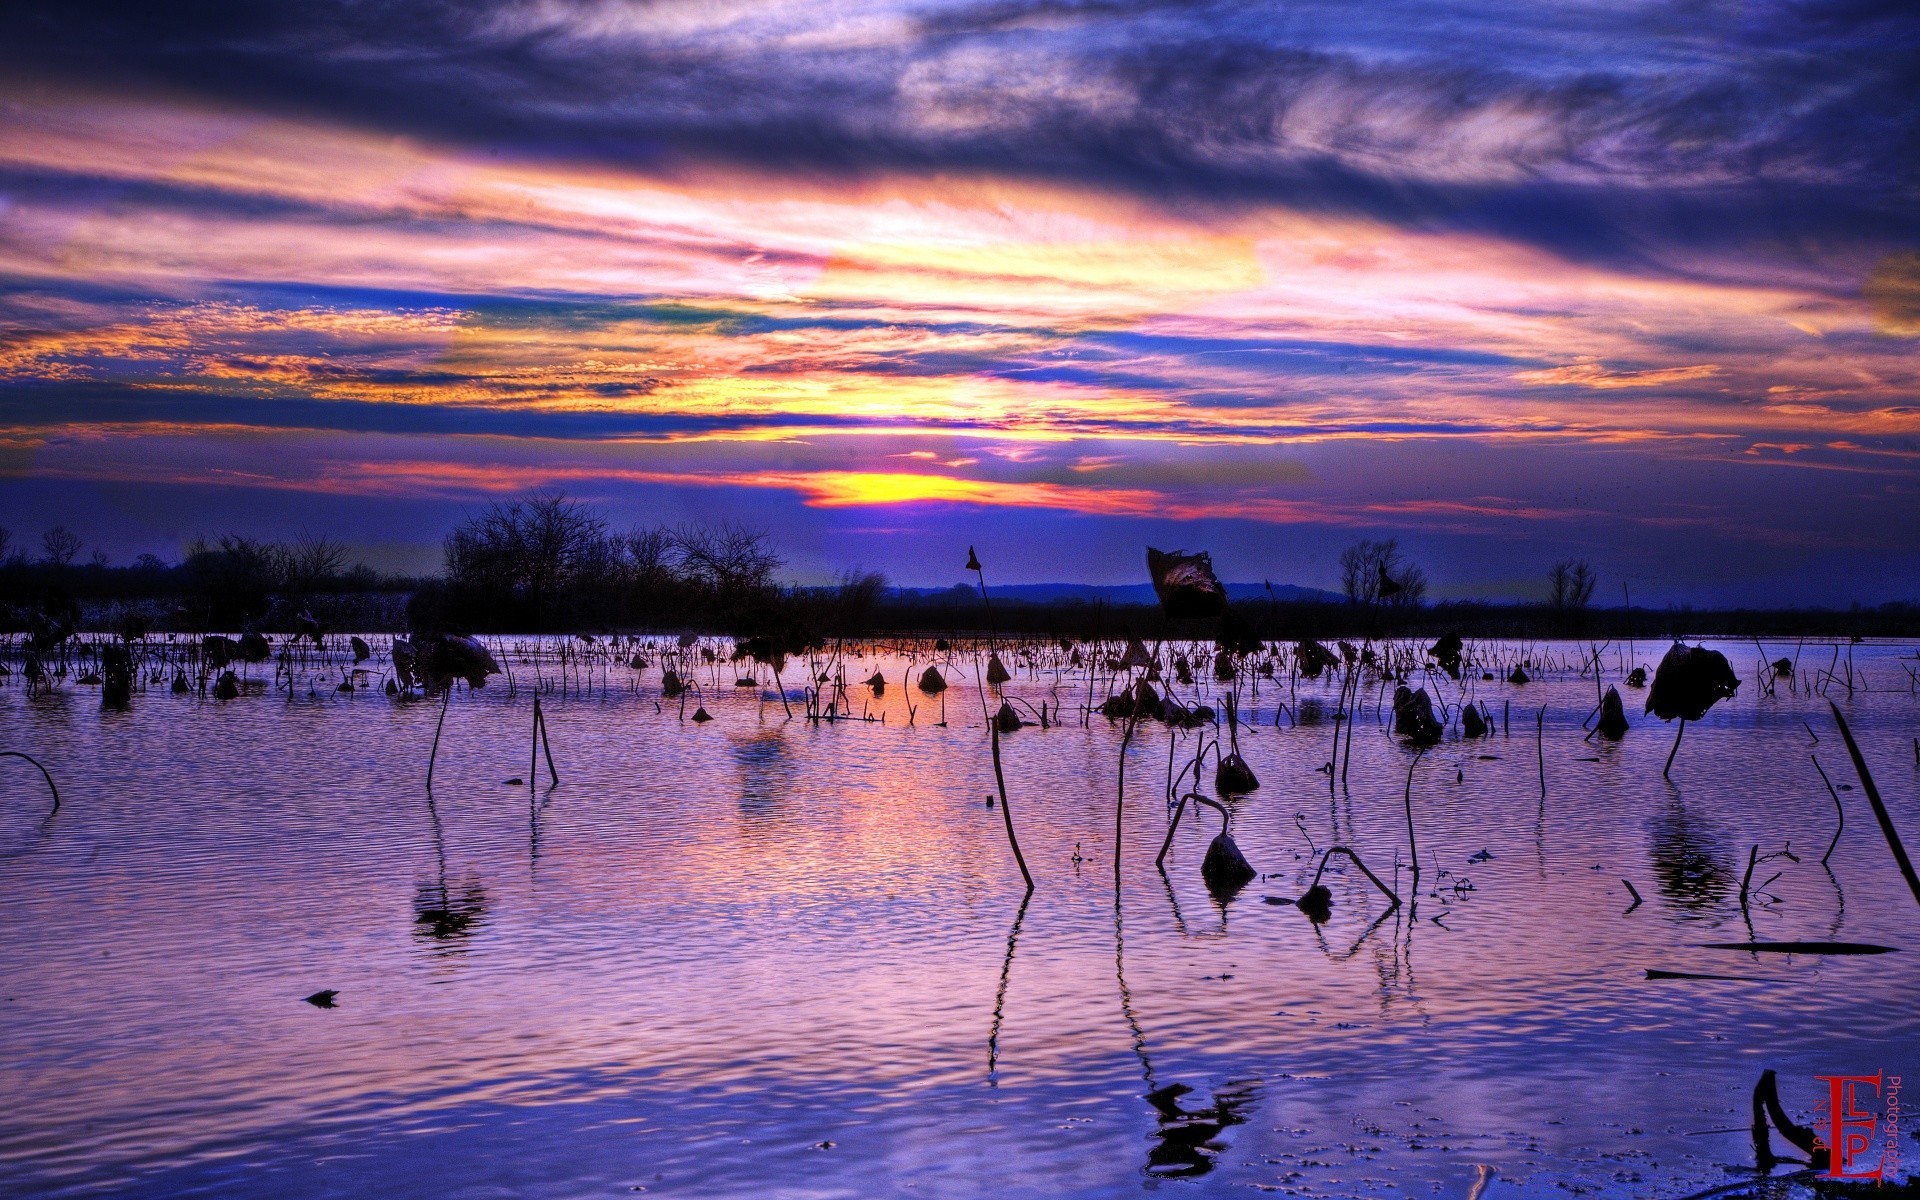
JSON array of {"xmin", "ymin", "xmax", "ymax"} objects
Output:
[{"xmin": 2, "ymin": 638, "xmax": 1916, "ymax": 1198}]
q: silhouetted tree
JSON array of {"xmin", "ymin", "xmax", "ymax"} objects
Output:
[
  {"xmin": 834, "ymin": 568, "xmax": 888, "ymax": 631},
  {"xmin": 444, "ymin": 490, "xmax": 612, "ymax": 627},
  {"xmin": 1339, "ymin": 538, "xmax": 1427, "ymax": 608},
  {"xmin": 41, "ymin": 526, "xmax": 82, "ymax": 567},
  {"xmin": 1546, "ymin": 558, "xmax": 1597, "ymax": 633},
  {"xmin": 668, "ymin": 520, "xmax": 781, "ymax": 606}
]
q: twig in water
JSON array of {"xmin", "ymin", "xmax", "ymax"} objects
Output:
[
  {"xmin": 987, "ymin": 887, "xmax": 1031, "ymax": 1082},
  {"xmin": 1810, "ymin": 754, "xmax": 1843, "ymax": 865},
  {"xmin": 1623, "ymin": 878, "xmax": 1642, "ymax": 912},
  {"xmin": 0, "ymin": 750, "xmax": 59, "ymax": 815},
  {"xmin": 425, "ymin": 686, "xmax": 452, "ymax": 793},
  {"xmin": 1829, "ymin": 701, "xmax": 1920, "ymax": 910},
  {"xmin": 534, "ymin": 695, "xmax": 560, "ymax": 787},
  {"xmin": 990, "ymin": 724, "xmax": 1035, "ymax": 893},
  {"xmin": 1403, "ymin": 747, "xmax": 1426, "ymax": 888},
  {"xmin": 1536, "ymin": 705, "xmax": 1546, "ymax": 798},
  {"xmin": 1663, "ymin": 718, "xmax": 1686, "ymax": 780},
  {"xmin": 1307, "ymin": 845, "xmax": 1401, "ymax": 908}
]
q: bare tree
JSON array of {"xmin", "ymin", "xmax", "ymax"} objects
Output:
[
  {"xmin": 668, "ymin": 520, "xmax": 782, "ymax": 602},
  {"xmin": 621, "ymin": 526, "xmax": 675, "ymax": 592},
  {"xmin": 0, "ymin": 527, "xmax": 11, "ymax": 562},
  {"xmin": 1338, "ymin": 538, "xmax": 1428, "ymax": 608},
  {"xmin": 286, "ymin": 531, "xmax": 349, "ymax": 595},
  {"xmin": 41, "ymin": 526, "xmax": 82, "ymax": 567},
  {"xmin": 1547, "ymin": 559, "xmax": 1597, "ymax": 631},
  {"xmin": 446, "ymin": 490, "xmax": 611, "ymax": 609},
  {"xmin": 1547, "ymin": 559, "xmax": 1596, "ymax": 611},
  {"xmin": 835, "ymin": 567, "xmax": 888, "ymax": 629}
]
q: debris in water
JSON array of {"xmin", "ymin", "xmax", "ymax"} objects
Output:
[
  {"xmin": 1146, "ymin": 547, "xmax": 1228, "ymax": 620},
  {"xmin": 1646, "ymin": 643, "xmax": 1740, "ymax": 722},
  {"xmin": 986, "ymin": 653, "xmax": 1012, "ymax": 686},
  {"xmin": 1202, "ymin": 830, "xmax": 1256, "ymax": 897},
  {"xmin": 304, "ymin": 990, "xmax": 338, "ymax": 1008},
  {"xmin": 1216, "ymin": 752, "xmax": 1258, "ymax": 795},
  {"xmin": 1699, "ymin": 941, "xmax": 1897, "ymax": 954},
  {"xmin": 1596, "ymin": 686, "xmax": 1629, "ymax": 740},
  {"xmin": 1645, "ymin": 970, "xmax": 1761, "ymax": 981},
  {"xmin": 213, "ymin": 671, "xmax": 240, "ymax": 700},
  {"xmin": 1507, "ymin": 665, "xmax": 1529, "ymax": 685},
  {"xmin": 1392, "ymin": 686, "xmax": 1444, "ymax": 745},
  {"xmin": 203, "ymin": 635, "xmax": 240, "ymax": 668},
  {"xmin": 1297, "ymin": 885, "xmax": 1333, "ymax": 923},
  {"xmin": 691, "ymin": 706, "xmax": 713, "ymax": 723},
  {"xmin": 391, "ymin": 638, "xmax": 419, "ymax": 689},
  {"xmin": 918, "ymin": 665, "xmax": 947, "ymax": 694},
  {"xmin": 1295, "ymin": 641, "xmax": 1338, "ymax": 679},
  {"xmin": 1646, "ymin": 642, "xmax": 1739, "ymax": 777},
  {"xmin": 100, "ymin": 644, "xmax": 132, "ymax": 710},
  {"xmin": 350, "ymin": 636, "xmax": 372, "ymax": 662},
  {"xmin": 1429, "ymin": 633, "xmax": 1464, "ymax": 680}
]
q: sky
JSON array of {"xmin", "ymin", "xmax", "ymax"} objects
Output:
[{"xmin": 0, "ymin": 0, "xmax": 1916, "ymax": 606}]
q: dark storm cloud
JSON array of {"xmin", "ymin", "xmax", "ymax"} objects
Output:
[{"xmin": 7, "ymin": 0, "xmax": 1917, "ymax": 272}]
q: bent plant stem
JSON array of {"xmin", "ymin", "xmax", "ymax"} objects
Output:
[
  {"xmin": 1156, "ymin": 793, "xmax": 1188, "ymax": 870},
  {"xmin": 529, "ymin": 695, "xmax": 541, "ymax": 791},
  {"xmin": 1536, "ymin": 705, "xmax": 1547, "ymax": 799},
  {"xmin": 537, "ymin": 698, "xmax": 560, "ymax": 787},
  {"xmin": 990, "ymin": 724, "xmax": 1035, "ymax": 893},
  {"xmin": 0, "ymin": 750, "xmax": 60, "ymax": 815},
  {"xmin": 1663, "ymin": 718, "xmax": 1686, "ymax": 780},
  {"xmin": 1829, "ymin": 701, "xmax": 1920, "ymax": 909},
  {"xmin": 1312, "ymin": 845, "xmax": 1402, "ymax": 909},
  {"xmin": 1810, "ymin": 754, "xmax": 1843, "ymax": 866},
  {"xmin": 1404, "ymin": 746, "xmax": 1426, "ymax": 888},
  {"xmin": 1115, "ymin": 705, "xmax": 1141, "ymax": 884},
  {"xmin": 987, "ymin": 887, "xmax": 1032, "ymax": 1083},
  {"xmin": 425, "ymin": 686, "xmax": 452, "ymax": 793}
]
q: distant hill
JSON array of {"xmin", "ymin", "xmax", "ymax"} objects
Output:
[{"xmin": 898, "ymin": 581, "xmax": 1345, "ymax": 605}]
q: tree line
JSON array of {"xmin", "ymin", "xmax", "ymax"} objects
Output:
[{"xmin": 0, "ymin": 495, "xmax": 1911, "ymax": 638}]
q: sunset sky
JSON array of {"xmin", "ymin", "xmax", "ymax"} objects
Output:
[{"xmin": 2, "ymin": 0, "xmax": 1916, "ymax": 605}]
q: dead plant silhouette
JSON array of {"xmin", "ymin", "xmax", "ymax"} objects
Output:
[
  {"xmin": 1295, "ymin": 640, "xmax": 1338, "ymax": 679},
  {"xmin": 988, "ymin": 723, "xmax": 1034, "ymax": 893},
  {"xmin": 1646, "ymin": 642, "xmax": 1740, "ymax": 778},
  {"xmin": 1146, "ymin": 547, "xmax": 1227, "ymax": 620},
  {"xmin": 1392, "ymin": 686, "xmax": 1444, "ymax": 745},
  {"xmin": 1, "ymin": 751, "xmax": 60, "ymax": 815},
  {"xmin": 1144, "ymin": 1080, "xmax": 1258, "ymax": 1179},
  {"xmin": 100, "ymin": 644, "xmax": 132, "ymax": 710},
  {"xmin": 1596, "ymin": 686, "xmax": 1629, "ymax": 740},
  {"xmin": 1182, "ymin": 795, "xmax": 1254, "ymax": 897},
  {"xmin": 1377, "ymin": 562, "xmax": 1403, "ymax": 599},
  {"xmin": 1830, "ymin": 701, "xmax": 1920, "ymax": 910}
]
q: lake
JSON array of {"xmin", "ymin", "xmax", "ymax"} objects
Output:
[{"xmin": 2, "ymin": 636, "xmax": 1915, "ymax": 1198}]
